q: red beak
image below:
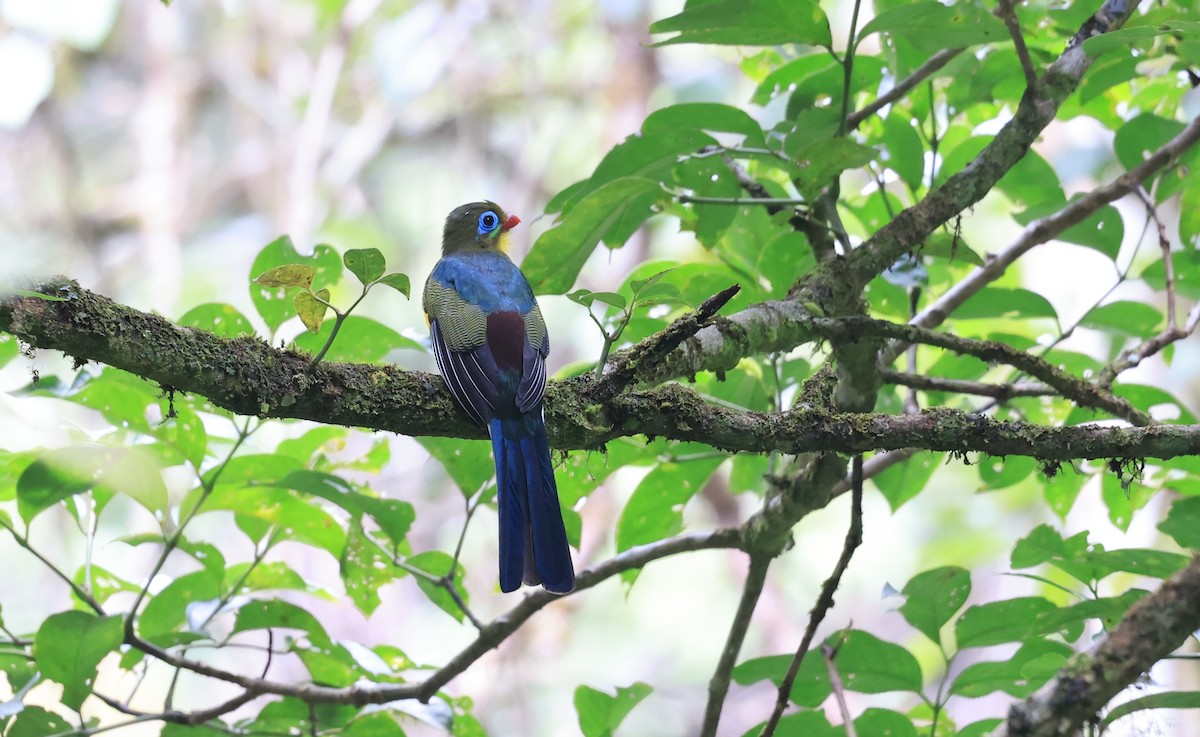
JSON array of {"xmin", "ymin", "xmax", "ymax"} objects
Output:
[{"xmin": 501, "ymin": 214, "xmax": 521, "ymax": 232}]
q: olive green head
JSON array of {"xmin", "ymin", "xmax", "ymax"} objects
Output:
[{"xmin": 441, "ymin": 201, "xmax": 521, "ymax": 255}]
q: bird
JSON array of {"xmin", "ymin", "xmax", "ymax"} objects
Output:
[{"xmin": 423, "ymin": 201, "xmax": 575, "ymax": 594}]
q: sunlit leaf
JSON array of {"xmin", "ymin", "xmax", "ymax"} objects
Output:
[
  {"xmin": 295, "ymin": 289, "xmax": 331, "ymax": 334},
  {"xmin": 650, "ymin": 0, "xmax": 831, "ymax": 48}
]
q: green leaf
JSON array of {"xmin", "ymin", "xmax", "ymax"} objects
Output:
[
  {"xmin": 643, "ymin": 103, "xmax": 767, "ymax": 149},
  {"xmin": 1160, "ymin": 496, "xmax": 1200, "ymax": 549},
  {"xmin": 340, "ymin": 521, "xmax": 398, "ymax": 616},
  {"xmin": 1080, "ymin": 300, "xmax": 1163, "ymax": 338},
  {"xmin": 524, "ymin": 177, "xmax": 663, "ymax": 295},
  {"xmin": 232, "ymin": 599, "xmax": 331, "ymax": 647},
  {"xmin": 834, "ymin": 630, "xmax": 923, "ymax": 693},
  {"xmin": 377, "ymin": 273, "xmax": 411, "ymax": 298},
  {"xmin": 899, "ymin": 567, "xmax": 971, "ymax": 644},
  {"xmin": 292, "ymin": 315, "xmax": 423, "ymax": 363},
  {"xmin": 34, "ymin": 611, "xmax": 123, "ymax": 710},
  {"xmin": 177, "ymin": 302, "xmax": 256, "ymax": 338},
  {"xmin": 206, "ymin": 484, "xmax": 347, "ymax": 558},
  {"xmin": 882, "ymin": 114, "xmax": 926, "ymax": 191},
  {"xmin": 1010, "ymin": 525, "xmax": 1104, "ymax": 585},
  {"xmin": 344, "ymin": 248, "xmax": 386, "ymax": 284},
  {"xmin": 977, "ymin": 456, "xmax": 1036, "ymax": 490},
  {"xmin": 873, "ymin": 452, "xmax": 944, "ymax": 510},
  {"xmin": 269, "ymin": 470, "xmax": 414, "ymax": 546},
  {"xmin": 859, "ymin": 1, "xmax": 1007, "ymax": 52},
  {"xmin": 295, "ymin": 289, "xmax": 331, "ymax": 334},
  {"xmin": 949, "ymin": 640, "xmax": 1072, "ymax": 697},
  {"xmin": 250, "ymin": 237, "xmax": 342, "ymax": 334},
  {"xmin": 1103, "ymin": 689, "xmax": 1200, "ymax": 727},
  {"xmin": 407, "ymin": 551, "xmax": 468, "ymax": 622},
  {"xmin": 574, "ymin": 682, "xmax": 652, "ymax": 737},
  {"xmin": 255, "ymin": 264, "xmax": 316, "ymax": 289},
  {"xmin": 954, "ymin": 287, "xmax": 1058, "ymax": 321},
  {"xmin": 345, "ymin": 711, "xmax": 409, "ymax": 737},
  {"xmin": 615, "ymin": 457, "xmax": 723, "ymax": 554},
  {"xmin": 418, "ymin": 437, "xmax": 496, "ymax": 498},
  {"xmin": 137, "ymin": 568, "xmax": 222, "ymax": 640},
  {"xmin": 955, "ymin": 597, "xmax": 1058, "ymax": 648},
  {"xmin": 1082, "ymin": 20, "xmax": 1200, "ymax": 57},
  {"xmin": 732, "ymin": 654, "xmax": 830, "ymax": 707},
  {"xmin": 787, "ymin": 137, "xmax": 878, "ymax": 196},
  {"xmin": 16, "ymin": 447, "xmax": 97, "ymax": 522},
  {"xmin": 921, "ymin": 232, "xmax": 983, "ymax": 266},
  {"xmin": 8, "ymin": 706, "xmax": 71, "ymax": 737},
  {"xmin": 650, "ymin": 0, "xmax": 831, "ymax": 48},
  {"xmin": 854, "ymin": 708, "xmax": 918, "ymax": 737}
]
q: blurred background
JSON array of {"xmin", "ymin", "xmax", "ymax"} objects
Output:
[{"xmin": 1, "ymin": 1, "xmax": 1198, "ymax": 736}]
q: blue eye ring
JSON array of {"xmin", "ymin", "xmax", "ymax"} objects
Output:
[{"xmin": 477, "ymin": 210, "xmax": 500, "ymax": 236}]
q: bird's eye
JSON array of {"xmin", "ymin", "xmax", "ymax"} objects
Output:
[{"xmin": 477, "ymin": 211, "xmax": 500, "ymax": 235}]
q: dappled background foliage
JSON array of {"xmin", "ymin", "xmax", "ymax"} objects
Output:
[{"xmin": 2, "ymin": 0, "xmax": 1200, "ymax": 736}]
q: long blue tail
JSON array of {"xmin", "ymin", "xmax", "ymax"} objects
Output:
[{"xmin": 490, "ymin": 414, "xmax": 574, "ymax": 594}]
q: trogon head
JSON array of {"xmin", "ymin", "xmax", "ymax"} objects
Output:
[{"xmin": 442, "ymin": 201, "xmax": 521, "ymax": 255}]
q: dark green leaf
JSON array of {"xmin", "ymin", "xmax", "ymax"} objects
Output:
[
  {"xmin": 958, "ymin": 719, "xmax": 1004, "ymax": 737},
  {"xmin": 524, "ymin": 177, "xmax": 663, "ymax": 295},
  {"xmin": 899, "ymin": 567, "xmax": 970, "ymax": 644},
  {"xmin": 1033, "ymin": 589, "xmax": 1147, "ymax": 634},
  {"xmin": 177, "ymin": 303, "xmax": 256, "ymax": 338},
  {"xmin": 34, "ymin": 611, "xmax": 123, "ymax": 710},
  {"xmin": 650, "ymin": 0, "xmax": 831, "ymax": 48},
  {"xmin": 574, "ymin": 682, "xmax": 652, "ymax": 737},
  {"xmin": 346, "ymin": 711, "xmax": 409, "ymax": 737},
  {"xmin": 955, "ymin": 597, "xmax": 1058, "ymax": 648},
  {"xmin": 344, "ymin": 248, "xmax": 386, "ymax": 284}
]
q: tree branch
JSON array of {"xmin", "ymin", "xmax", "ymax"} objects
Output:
[
  {"xmin": 7, "ymin": 281, "xmax": 1200, "ymax": 460},
  {"xmin": 994, "ymin": 555, "xmax": 1200, "ymax": 737}
]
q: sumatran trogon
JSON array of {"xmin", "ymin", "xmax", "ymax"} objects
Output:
[{"xmin": 423, "ymin": 202, "xmax": 575, "ymax": 594}]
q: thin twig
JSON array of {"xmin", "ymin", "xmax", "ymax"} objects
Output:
[
  {"xmin": 759, "ymin": 456, "xmax": 864, "ymax": 737},
  {"xmin": 846, "ymin": 49, "xmax": 964, "ymax": 131},
  {"xmin": 821, "ymin": 640, "xmax": 858, "ymax": 737},
  {"xmin": 880, "ymin": 369, "xmax": 1052, "ymax": 400},
  {"xmin": 899, "ymin": 114, "xmax": 1200, "ymax": 343},
  {"xmin": 998, "ymin": 0, "xmax": 1038, "ymax": 88},
  {"xmin": 699, "ymin": 553, "xmax": 773, "ymax": 737},
  {"xmin": 1133, "ymin": 184, "xmax": 1176, "ymax": 329},
  {"xmin": 593, "ymin": 284, "xmax": 740, "ymax": 402}
]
